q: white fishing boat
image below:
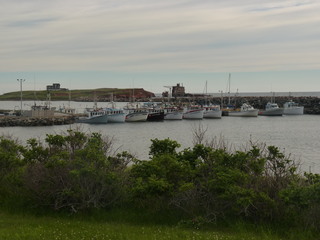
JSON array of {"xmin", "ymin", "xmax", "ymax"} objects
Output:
[
  {"xmin": 105, "ymin": 108, "xmax": 126, "ymax": 123},
  {"xmin": 203, "ymin": 105, "xmax": 222, "ymax": 119},
  {"xmin": 183, "ymin": 106, "xmax": 204, "ymax": 119},
  {"xmin": 124, "ymin": 108, "xmax": 148, "ymax": 122},
  {"xmin": 283, "ymin": 101, "xmax": 304, "ymax": 115},
  {"xmin": 228, "ymin": 103, "xmax": 258, "ymax": 117},
  {"xmin": 259, "ymin": 102, "xmax": 284, "ymax": 116},
  {"xmin": 58, "ymin": 106, "xmax": 76, "ymax": 115},
  {"xmin": 58, "ymin": 90, "xmax": 76, "ymax": 115},
  {"xmin": 76, "ymin": 92, "xmax": 108, "ymax": 123},
  {"xmin": 164, "ymin": 107, "xmax": 183, "ymax": 120},
  {"xmin": 76, "ymin": 109, "xmax": 108, "ymax": 124}
]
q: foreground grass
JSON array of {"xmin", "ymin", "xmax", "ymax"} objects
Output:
[{"xmin": 1, "ymin": 208, "xmax": 314, "ymax": 240}]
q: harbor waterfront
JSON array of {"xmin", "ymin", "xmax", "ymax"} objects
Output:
[{"xmin": 0, "ymin": 100, "xmax": 319, "ymax": 173}]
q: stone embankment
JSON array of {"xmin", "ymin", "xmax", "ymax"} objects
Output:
[
  {"xmin": 217, "ymin": 96, "xmax": 320, "ymax": 114},
  {"xmin": 160, "ymin": 96, "xmax": 320, "ymax": 114},
  {"xmin": 0, "ymin": 116, "xmax": 75, "ymax": 127},
  {"xmin": 235, "ymin": 96, "xmax": 320, "ymax": 114}
]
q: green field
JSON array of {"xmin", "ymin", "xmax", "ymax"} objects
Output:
[{"xmin": 0, "ymin": 209, "xmax": 294, "ymax": 240}]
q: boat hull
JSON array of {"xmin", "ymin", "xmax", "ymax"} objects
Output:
[
  {"xmin": 147, "ymin": 111, "xmax": 165, "ymax": 121},
  {"xmin": 259, "ymin": 108, "xmax": 284, "ymax": 116},
  {"xmin": 76, "ymin": 114, "xmax": 108, "ymax": 124},
  {"xmin": 183, "ymin": 109, "xmax": 204, "ymax": 119},
  {"xmin": 228, "ymin": 109, "xmax": 258, "ymax": 117},
  {"xmin": 203, "ymin": 110, "xmax": 222, "ymax": 118},
  {"xmin": 164, "ymin": 111, "xmax": 183, "ymax": 120},
  {"xmin": 283, "ymin": 107, "xmax": 304, "ymax": 115},
  {"xmin": 108, "ymin": 113, "xmax": 126, "ymax": 123},
  {"xmin": 125, "ymin": 112, "xmax": 148, "ymax": 122}
]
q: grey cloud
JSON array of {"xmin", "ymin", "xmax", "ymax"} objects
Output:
[
  {"xmin": 1, "ymin": 0, "xmax": 320, "ymax": 73},
  {"xmin": 7, "ymin": 18, "xmax": 58, "ymax": 28}
]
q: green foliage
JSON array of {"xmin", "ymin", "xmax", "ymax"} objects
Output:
[
  {"xmin": 0, "ymin": 137, "xmax": 26, "ymax": 201},
  {"xmin": 0, "ymin": 137, "xmax": 24, "ymax": 174},
  {"xmin": 130, "ymin": 154, "xmax": 189, "ymax": 205},
  {"xmin": 21, "ymin": 130, "xmax": 131, "ymax": 212},
  {"xmin": 23, "ymin": 138, "xmax": 49, "ymax": 163},
  {"xmin": 0, "ymin": 132, "xmax": 319, "ymax": 234},
  {"xmin": 149, "ymin": 138, "xmax": 181, "ymax": 157},
  {"xmin": 280, "ymin": 181, "xmax": 320, "ymax": 230}
]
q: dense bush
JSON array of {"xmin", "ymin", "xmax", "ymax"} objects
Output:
[
  {"xmin": 0, "ymin": 131, "xmax": 319, "ymax": 231},
  {"xmin": 0, "ymin": 136, "xmax": 25, "ymax": 199},
  {"xmin": 1, "ymin": 130, "xmax": 132, "ymax": 212}
]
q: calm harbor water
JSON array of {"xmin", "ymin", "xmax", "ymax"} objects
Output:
[{"xmin": 1, "ymin": 101, "xmax": 320, "ymax": 173}]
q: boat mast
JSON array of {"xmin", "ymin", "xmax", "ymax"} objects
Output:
[
  {"xmin": 132, "ymin": 79, "xmax": 135, "ymax": 103},
  {"xmin": 68, "ymin": 89, "xmax": 71, "ymax": 108},
  {"xmin": 205, "ymin": 81, "xmax": 208, "ymax": 106},
  {"xmin": 46, "ymin": 91, "xmax": 51, "ymax": 109},
  {"xmin": 219, "ymin": 90, "xmax": 224, "ymax": 108},
  {"xmin": 272, "ymin": 92, "xmax": 275, "ymax": 103},
  {"xmin": 33, "ymin": 73, "xmax": 37, "ymax": 104},
  {"xmin": 93, "ymin": 91, "xmax": 97, "ymax": 109},
  {"xmin": 228, "ymin": 73, "xmax": 231, "ymax": 105},
  {"xmin": 17, "ymin": 78, "xmax": 25, "ymax": 115},
  {"xmin": 110, "ymin": 92, "xmax": 115, "ymax": 108}
]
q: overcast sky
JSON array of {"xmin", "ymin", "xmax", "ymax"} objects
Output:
[{"xmin": 1, "ymin": 0, "xmax": 320, "ymax": 94}]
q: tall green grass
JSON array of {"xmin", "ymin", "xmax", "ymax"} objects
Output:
[
  {"xmin": 2, "ymin": 207, "xmax": 316, "ymax": 240},
  {"xmin": 0, "ymin": 211, "xmax": 279, "ymax": 240}
]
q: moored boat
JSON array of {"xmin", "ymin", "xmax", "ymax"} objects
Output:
[
  {"xmin": 259, "ymin": 102, "xmax": 283, "ymax": 116},
  {"xmin": 203, "ymin": 105, "xmax": 222, "ymax": 119},
  {"xmin": 183, "ymin": 106, "xmax": 204, "ymax": 119},
  {"xmin": 105, "ymin": 108, "xmax": 126, "ymax": 123},
  {"xmin": 124, "ymin": 102, "xmax": 149, "ymax": 122},
  {"xmin": 147, "ymin": 108, "xmax": 165, "ymax": 121},
  {"xmin": 164, "ymin": 107, "xmax": 183, "ymax": 120},
  {"xmin": 228, "ymin": 103, "xmax": 258, "ymax": 117},
  {"xmin": 283, "ymin": 101, "xmax": 304, "ymax": 115},
  {"xmin": 124, "ymin": 108, "xmax": 148, "ymax": 122},
  {"xmin": 76, "ymin": 109, "xmax": 108, "ymax": 124}
]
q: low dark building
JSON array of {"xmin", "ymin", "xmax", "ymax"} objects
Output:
[
  {"xmin": 46, "ymin": 83, "xmax": 68, "ymax": 91},
  {"xmin": 172, "ymin": 83, "xmax": 185, "ymax": 97}
]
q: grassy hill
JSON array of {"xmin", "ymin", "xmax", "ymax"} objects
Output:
[{"xmin": 0, "ymin": 88, "xmax": 155, "ymax": 101}]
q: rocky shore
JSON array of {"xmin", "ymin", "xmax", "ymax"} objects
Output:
[{"xmin": 0, "ymin": 116, "xmax": 75, "ymax": 127}]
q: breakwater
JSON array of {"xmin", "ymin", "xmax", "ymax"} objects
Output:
[
  {"xmin": 158, "ymin": 96, "xmax": 320, "ymax": 114},
  {"xmin": 236, "ymin": 96, "xmax": 320, "ymax": 114},
  {"xmin": 0, "ymin": 116, "xmax": 75, "ymax": 127}
]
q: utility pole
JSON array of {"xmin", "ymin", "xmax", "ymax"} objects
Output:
[{"xmin": 17, "ymin": 79, "xmax": 25, "ymax": 116}]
